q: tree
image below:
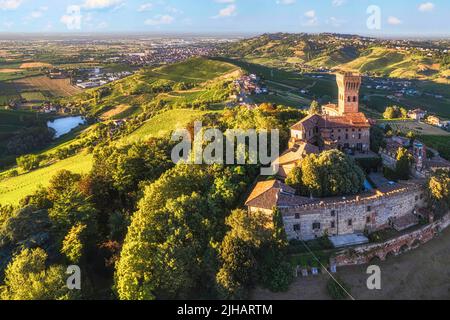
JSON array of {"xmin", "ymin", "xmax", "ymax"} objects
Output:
[
  {"xmin": 309, "ymin": 100, "xmax": 322, "ymax": 116},
  {"xmin": 285, "ymin": 166, "xmax": 303, "ymax": 194},
  {"xmin": 383, "ymin": 105, "xmax": 407, "ymax": 120},
  {"xmin": 383, "ymin": 106, "xmax": 396, "ymax": 119},
  {"xmin": 428, "ymin": 170, "xmax": 450, "ymax": 211},
  {"xmin": 370, "ymin": 125, "xmax": 386, "ymax": 153},
  {"xmin": 0, "ymin": 248, "xmax": 74, "ymax": 300},
  {"xmin": 61, "ymin": 223, "xmax": 88, "ymax": 264},
  {"xmin": 290, "ymin": 150, "xmax": 365, "ymax": 198},
  {"xmin": 16, "ymin": 154, "xmax": 40, "ymax": 172},
  {"xmin": 395, "ymin": 147, "xmax": 414, "ymax": 180}
]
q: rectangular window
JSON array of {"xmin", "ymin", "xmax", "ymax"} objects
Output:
[
  {"xmin": 331, "ymin": 221, "xmax": 336, "ymax": 228},
  {"xmin": 366, "ymin": 216, "xmax": 371, "ymax": 223},
  {"xmin": 348, "ymin": 219, "xmax": 352, "ymax": 227},
  {"xmin": 313, "ymin": 222, "xmax": 321, "ymax": 230},
  {"xmin": 367, "ymin": 206, "xmax": 372, "ymax": 212},
  {"xmin": 293, "ymin": 224, "xmax": 301, "ymax": 232},
  {"xmin": 295, "ymin": 213, "xmax": 300, "ymax": 219},
  {"xmin": 331, "ymin": 210, "xmax": 336, "ymax": 217}
]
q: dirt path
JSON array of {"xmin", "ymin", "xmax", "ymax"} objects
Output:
[{"xmin": 252, "ymin": 226, "xmax": 450, "ymax": 300}]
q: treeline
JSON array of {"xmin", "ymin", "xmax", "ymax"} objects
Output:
[{"xmin": 0, "ymin": 105, "xmax": 307, "ymax": 300}]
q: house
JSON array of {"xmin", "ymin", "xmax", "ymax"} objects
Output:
[
  {"xmin": 426, "ymin": 115, "xmax": 442, "ymax": 127},
  {"xmin": 408, "ymin": 108, "xmax": 427, "ymax": 121}
]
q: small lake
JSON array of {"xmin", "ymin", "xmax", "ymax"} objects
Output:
[{"xmin": 47, "ymin": 116, "xmax": 86, "ymax": 139}]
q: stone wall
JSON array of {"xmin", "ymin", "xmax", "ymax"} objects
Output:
[
  {"xmin": 281, "ymin": 183, "xmax": 426, "ymax": 241},
  {"xmin": 333, "ymin": 213, "xmax": 450, "ymax": 267}
]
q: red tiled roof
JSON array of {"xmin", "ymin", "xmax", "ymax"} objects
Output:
[{"xmin": 245, "ymin": 180, "xmax": 311, "ymax": 210}]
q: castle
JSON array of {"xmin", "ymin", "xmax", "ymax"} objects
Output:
[
  {"xmin": 245, "ymin": 72, "xmax": 430, "ymax": 245},
  {"xmin": 278, "ymin": 72, "xmax": 372, "ymax": 179}
]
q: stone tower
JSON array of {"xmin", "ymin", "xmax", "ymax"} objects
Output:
[
  {"xmin": 336, "ymin": 72, "xmax": 362, "ymax": 115},
  {"xmin": 413, "ymin": 141, "xmax": 426, "ymax": 171}
]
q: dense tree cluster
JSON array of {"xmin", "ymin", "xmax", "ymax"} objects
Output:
[
  {"xmin": 428, "ymin": 170, "xmax": 450, "ymax": 213},
  {"xmin": 7, "ymin": 126, "xmax": 54, "ymax": 155},
  {"xmin": 383, "ymin": 105, "xmax": 408, "ymax": 120},
  {"xmin": 286, "ymin": 150, "xmax": 366, "ymax": 198}
]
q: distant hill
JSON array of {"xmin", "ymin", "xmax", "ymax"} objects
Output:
[{"xmin": 225, "ymin": 33, "xmax": 448, "ymax": 80}]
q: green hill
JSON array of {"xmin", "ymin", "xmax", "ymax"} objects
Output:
[{"xmin": 0, "ymin": 58, "xmax": 240, "ymax": 205}]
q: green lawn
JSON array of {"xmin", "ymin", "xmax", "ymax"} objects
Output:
[
  {"xmin": 0, "ymin": 152, "xmax": 93, "ymax": 206},
  {"xmin": 151, "ymin": 58, "xmax": 238, "ymax": 84}
]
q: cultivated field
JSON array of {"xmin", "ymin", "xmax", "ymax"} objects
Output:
[
  {"xmin": 379, "ymin": 120, "xmax": 450, "ymax": 136},
  {"xmin": 13, "ymin": 76, "xmax": 82, "ymax": 97}
]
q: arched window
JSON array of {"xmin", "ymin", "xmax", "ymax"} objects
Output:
[
  {"xmin": 347, "ymin": 96, "xmax": 351, "ymax": 102},
  {"xmin": 353, "ymin": 96, "xmax": 357, "ymax": 102}
]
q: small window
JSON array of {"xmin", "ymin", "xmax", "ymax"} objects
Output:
[
  {"xmin": 415, "ymin": 196, "xmax": 419, "ymax": 201},
  {"xmin": 367, "ymin": 206, "xmax": 372, "ymax": 212},
  {"xmin": 331, "ymin": 221, "xmax": 336, "ymax": 228},
  {"xmin": 331, "ymin": 210, "xmax": 336, "ymax": 217},
  {"xmin": 295, "ymin": 213, "xmax": 300, "ymax": 219},
  {"xmin": 348, "ymin": 219, "xmax": 353, "ymax": 227},
  {"xmin": 293, "ymin": 224, "xmax": 301, "ymax": 232},
  {"xmin": 420, "ymin": 194, "xmax": 424, "ymax": 200},
  {"xmin": 358, "ymin": 134, "xmax": 362, "ymax": 140},
  {"xmin": 366, "ymin": 216, "xmax": 371, "ymax": 223},
  {"xmin": 313, "ymin": 222, "xmax": 321, "ymax": 230}
]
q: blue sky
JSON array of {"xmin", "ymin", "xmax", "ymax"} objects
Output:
[{"xmin": 0, "ymin": 0, "xmax": 449, "ymax": 36}]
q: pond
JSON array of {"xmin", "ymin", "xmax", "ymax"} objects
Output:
[{"xmin": 47, "ymin": 116, "xmax": 86, "ymax": 139}]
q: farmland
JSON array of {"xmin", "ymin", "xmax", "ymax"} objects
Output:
[
  {"xmin": 378, "ymin": 120, "xmax": 450, "ymax": 137},
  {"xmin": 13, "ymin": 76, "xmax": 82, "ymax": 97}
]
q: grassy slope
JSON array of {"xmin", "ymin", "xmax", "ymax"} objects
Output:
[
  {"xmin": 0, "ymin": 152, "xmax": 93, "ymax": 206},
  {"xmin": 119, "ymin": 109, "xmax": 213, "ymax": 145}
]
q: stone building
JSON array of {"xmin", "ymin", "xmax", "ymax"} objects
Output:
[
  {"xmin": 246, "ymin": 72, "xmax": 431, "ymax": 243},
  {"xmin": 246, "ymin": 179, "xmax": 427, "ymax": 241},
  {"xmin": 277, "ymin": 72, "xmax": 371, "ymax": 178}
]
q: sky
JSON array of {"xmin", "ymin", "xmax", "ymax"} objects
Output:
[{"xmin": 0, "ymin": 0, "xmax": 449, "ymax": 37}]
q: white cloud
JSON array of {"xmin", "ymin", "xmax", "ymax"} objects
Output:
[
  {"xmin": 82, "ymin": 0, "xmax": 123, "ymax": 10},
  {"xmin": 138, "ymin": 3, "xmax": 153, "ymax": 12},
  {"xmin": 332, "ymin": 0, "xmax": 346, "ymax": 7},
  {"xmin": 387, "ymin": 16, "xmax": 402, "ymax": 25},
  {"xmin": 214, "ymin": 0, "xmax": 235, "ymax": 3},
  {"xmin": 276, "ymin": 0, "xmax": 296, "ymax": 5},
  {"xmin": 144, "ymin": 14, "xmax": 174, "ymax": 26},
  {"xmin": 327, "ymin": 17, "xmax": 345, "ymax": 27},
  {"xmin": 0, "ymin": 0, "xmax": 22, "ymax": 10},
  {"xmin": 418, "ymin": 2, "xmax": 435, "ymax": 12},
  {"xmin": 213, "ymin": 4, "xmax": 237, "ymax": 18},
  {"xmin": 303, "ymin": 10, "xmax": 318, "ymax": 26},
  {"xmin": 30, "ymin": 6, "xmax": 48, "ymax": 19}
]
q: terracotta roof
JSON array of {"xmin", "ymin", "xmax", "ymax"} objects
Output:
[
  {"xmin": 275, "ymin": 142, "xmax": 320, "ymax": 166},
  {"xmin": 323, "ymin": 113, "xmax": 371, "ymax": 129},
  {"xmin": 291, "ymin": 114, "xmax": 324, "ymax": 131},
  {"xmin": 291, "ymin": 113, "xmax": 370, "ymax": 132},
  {"xmin": 245, "ymin": 180, "xmax": 310, "ymax": 210}
]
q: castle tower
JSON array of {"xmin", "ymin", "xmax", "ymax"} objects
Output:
[
  {"xmin": 336, "ymin": 72, "xmax": 362, "ymax": 115},
  {"xmin": 413, "ymin": 141, "xmax": 426, "ymax": 171}
]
